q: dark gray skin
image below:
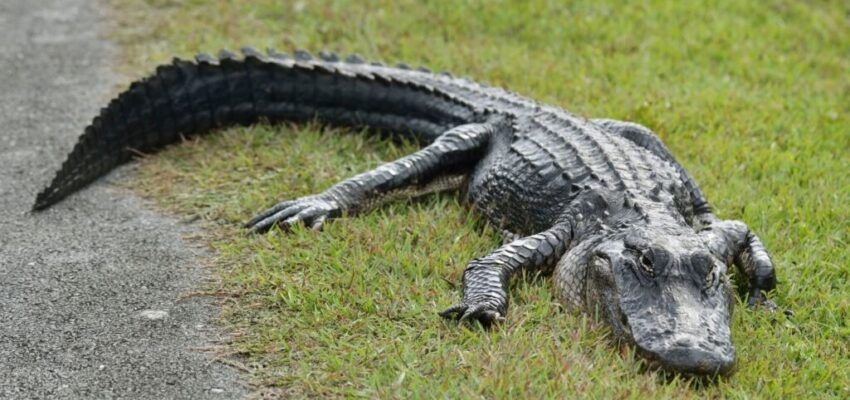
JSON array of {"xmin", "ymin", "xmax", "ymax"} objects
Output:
[{"xmin": 34, "ymin": 49, "xmax": 778, "ymax": 376}]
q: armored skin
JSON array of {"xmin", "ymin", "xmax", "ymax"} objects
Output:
[{"xmin": 34, "ymin": 48, "xmax": 778, "ymax": 376}]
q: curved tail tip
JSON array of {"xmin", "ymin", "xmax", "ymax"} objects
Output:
[
  {"xmin": 32, "ymin": 200, "xmax": 49, "ymax": 212},
  {"xmin": 32, "ymin": 189, "xmax": 58, "ymax": 211}
]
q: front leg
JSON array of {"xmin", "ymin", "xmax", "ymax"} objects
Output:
[
  {"xmin": 440, "ymin": 225, "xmax": 571, "ymax": 326},
  {"xmin": 697, "ymin": 216, "xmax": 778, "ymax": 309},
  {"xmin": 246, "ymin": 121, "xmax": 499, "ymax": 233}
]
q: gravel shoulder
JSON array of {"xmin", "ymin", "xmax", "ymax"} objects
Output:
[{"xmin": 0, "ymin": 0, "xmax": 248, "ymax": 398}]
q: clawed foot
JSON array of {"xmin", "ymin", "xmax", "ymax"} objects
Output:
[
  {"xmin": 245, "ymin": 195, "xmax": 341, "ymax": 234},
  {"xmin": 439, "ymin": 296, "xmax": 506, "ymax": 328}
]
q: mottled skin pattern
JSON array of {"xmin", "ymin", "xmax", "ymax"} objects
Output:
[{"xmin": 34, "ymin": 49, "xmax": 778, "ymax": 376}]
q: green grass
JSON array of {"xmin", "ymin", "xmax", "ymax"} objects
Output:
[{"xmin": 107, "ymin": 0, "xmax": 849, "ymax": 397}]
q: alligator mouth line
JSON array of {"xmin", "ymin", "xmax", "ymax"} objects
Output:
[
  {"xmin": 632, "ymin": 354, "xmax": 729, "ymax": 388},
  {"xmin": 608, "ymin": 304, "xmax": 734, "ymax": 379},
  {"xmin": 632, "ymin": 343, "xmax": 736, "ymax": 380}
]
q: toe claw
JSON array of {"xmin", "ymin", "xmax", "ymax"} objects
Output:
[
  {"xmin": 747, "ymin": 290, "xmax": 787, "ymax": 314},
  {"xmin": 246, "ymin": 196, "xmax": 339, "ymax": 235},
  {"xmin": 250, "ymin": 210, "xmax": 290, "ymax": 233},
  {"xmin": 440, "ymin": 300, "xmax": 505, "ymax": 328},
  {"xmin": 310, "ymin": 215, "xmax": 327, "ymax": 231},
  {"xmin": 459, "ymin": 305, "xmax": 485, "ymax": 322},
  {"xmin": 439, "ymin": 304, "xmax": 467, "ymax": 319},
  {"xmin": 244, "ymin": 200, "xmax": 296, "ymax": 227},
  {"xmin": 482, "ymin": 310, "xmax": 504, "ymax": 322},
  {"xmin": 281, "ymin": 215, "xmax": 300, "ymax": 229},
  {"xmin": 761, "ymin": 299, "xmax": 779, "ymax": 312}
]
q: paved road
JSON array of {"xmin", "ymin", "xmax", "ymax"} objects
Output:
[{"xmin": 0, "ymin": 1, "xmax": 248, "ymax": 398}]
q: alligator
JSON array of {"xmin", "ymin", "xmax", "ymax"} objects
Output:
[{"xmin": 33, "ymin": 48, "xmax": 779, "ymax": 376}]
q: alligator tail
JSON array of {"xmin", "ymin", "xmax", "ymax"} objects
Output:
[{"xmin": 33, "ymin": 48, "xmax": 476, "ymax": 211}]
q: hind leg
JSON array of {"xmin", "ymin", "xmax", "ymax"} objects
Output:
[{"xmin": 246, "ymin": 121, "xmax": 499, "ymax": 233}]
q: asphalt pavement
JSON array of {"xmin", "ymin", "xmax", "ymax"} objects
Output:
[{"xmin": 0, "ymin": 0, "xmax": 248, "ymax": 398}]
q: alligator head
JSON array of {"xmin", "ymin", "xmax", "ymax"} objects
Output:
[{"xmin": 556, "ymin": 225, "xmax": 735, "ymax": 376}]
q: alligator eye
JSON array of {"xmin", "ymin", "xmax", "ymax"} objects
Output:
[{"xmin": 639, "ymin": 252, "xmax": 654, "ymax": 274}]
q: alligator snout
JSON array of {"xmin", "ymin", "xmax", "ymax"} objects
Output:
[{"xmin": 639, "ymin": 338, "xmax": 735, "ymax": 375}]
